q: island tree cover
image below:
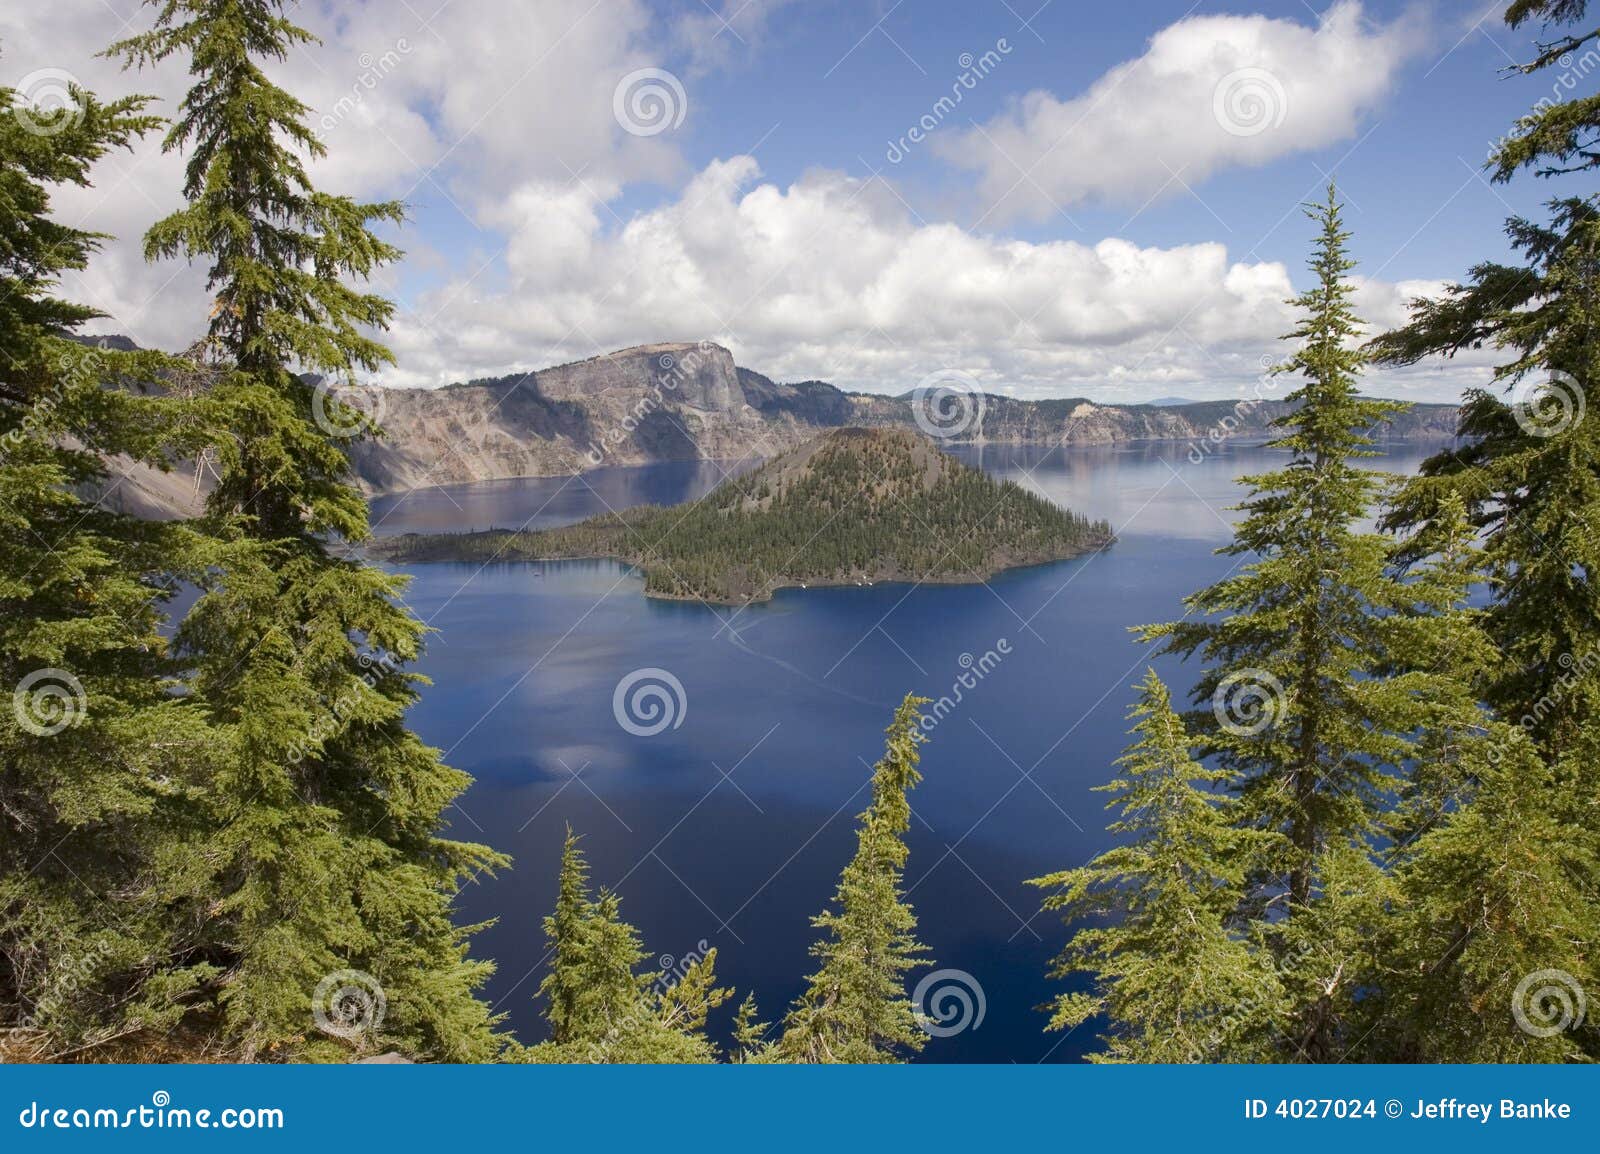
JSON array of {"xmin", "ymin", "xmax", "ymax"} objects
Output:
[{"xmin": 374, "ymin": 426, "xmax": 1114, "ymax": 605}]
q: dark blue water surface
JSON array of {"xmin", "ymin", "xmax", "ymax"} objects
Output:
[{"xmin": 378, "ymin": 439, "xmax": 1440, "ymax": 1062}]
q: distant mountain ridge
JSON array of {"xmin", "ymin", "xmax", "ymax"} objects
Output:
[
  {"xmin": 89, "ymin": 338, "xmax": 1461, "ymax": 516},
  {"xmin": 347, "ymin": 341, "xmax": 1460, "ymax": 494}
]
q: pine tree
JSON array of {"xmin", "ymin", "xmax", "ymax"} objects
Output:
[
  {"xmin": 1373, "ymin": 199, "xmax": 1600, "ymax": 754},
  {"xmin": 1353, "ymin": 495, "xmax": 1600, "ymax": 1061},
  {"xmin": 524, "ymin": 830, "xmax": 730, "ymax": 1063},
  {"xmin": 1490, "ymin": 1, "xmax": 1600, "ymax": 183},
  {"xmin": 729, "ymin": 993, "xmax": 773, "ymax": 1062},
  {"xmin": 107, "ymin": 1, "xmax": 505, "ymax": 1060},
  {"xmin": 1140, "ymin": 187, "xmax": 1466, "ymax": 1060},
  {"xmin": 1029, "ymin": 671, "xmax": 1281, "ymax": 1062},
  {"xmin": 1370, "ymin": 4, "xmax": 1600, "ymax": 1061},
  {"xmin": 0, "ymin": 66, "xmax": 222, "ymax": 1059},
  {"xmin": 777, "ymin": 693, "xmax": 933, "ymax": 1063}
]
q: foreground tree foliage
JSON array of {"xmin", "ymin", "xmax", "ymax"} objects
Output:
[
  {"xmin": 777, "ymin": 694, "xmax": 934, "ymax": 1063},
  {"xmin": 1044, "ymin": 187, "xmax": 1597, "ymax": 1064},
  {"xmin": 519, "ymin": 831, "xmax": 730, "ymax": 1063},
  {"xmin": 1030, "ymin": 672, "xmax": 1281, "ymax": 1063},
  {"xmin": 1136, "ymin": 188, "xmax": 1470, "ymax": 1061},
  {"xmin": 104, "ymin": 0, "xmax": 504, "ymax": 1060},
  {"xmin": 0, "ymin": 68, "xmax": 217, "ymax": 1061}
]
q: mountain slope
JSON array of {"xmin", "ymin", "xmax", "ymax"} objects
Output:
[
  {"xmin": 353, "ymin": 342, "xmax": 1459, "ymax": 492},
  {"xmin": 373, "ymin": 427, "xmax": 1115, "ymax": 604}
]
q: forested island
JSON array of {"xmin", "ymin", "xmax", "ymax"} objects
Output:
[{"xmin": 372, "ymin": 427, "xmax": 1114, "ymax": 603}]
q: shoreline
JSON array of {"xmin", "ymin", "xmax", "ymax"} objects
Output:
[{"xmin": 368, "ymin": 537, "xmax": 1116, "ymax": 606}]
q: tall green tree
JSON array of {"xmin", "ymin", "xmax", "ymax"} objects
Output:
[
  {"xmin": 777, "ymin": 693, "xmax": 933, "ymax": 1063},
  {"xmin": 0, "ymin": 68, "xmax": 224, "ymax": 1059},
  {"xmin": 1140, "ymin": 187, "xmax": 1468, "ymax": 1061},
  {"xmin": 1363, "ymin": 500, "xmax": 1595, "ymax": 1063},
  {"xmin": 1030, "ymin": 671, "xmax": 1281, "ymax": 1063},
  {"xmin": 524, "ymin": 830, "xmax": 730, "ymax": 1063},
  {"xmin": 108, "ymin": 1, "xmax": 504, "ymax": 1061},
  {"xmin": 1371, "ymin": 3, "xmax": 1600, "ymax": 1062}
]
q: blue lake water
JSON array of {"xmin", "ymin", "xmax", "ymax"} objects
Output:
[{"xmin": 377, "ymin": 438, "xmax": 1441, "ymax": 1062}]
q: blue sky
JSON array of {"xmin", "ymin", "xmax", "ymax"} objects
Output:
[{"xmin": 7, "ymin": 0, "xmax": 1585, "ymax": 401}]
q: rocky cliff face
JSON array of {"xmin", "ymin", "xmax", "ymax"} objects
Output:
[
  {"xmin": 93, "ymin": 339, "xmax": 1462, "ymax": 512},
  {"xmin": 348, "ymin": 342, "xmax": 1459, "ymax": 493}
]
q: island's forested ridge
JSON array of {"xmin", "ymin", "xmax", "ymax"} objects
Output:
[{"xmin": 373, "ymin": 427, "xmax": 1114, "ymax": 603}]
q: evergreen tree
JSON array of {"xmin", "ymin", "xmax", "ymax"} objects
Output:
[
  {"xmin": 1140, "ymin": 187, "xmax": 1466, "ymax": 1060},
  {"xmin": 1030, "ymin": 671, "xmax": 1281, "ymax": 1063},
  {"xmin": 1372, "ymin": 198, "xmax": 1600, "ymax": 753},
  {"xmin": 1371, "ymin": 2, "xmax": 1600, "ymax": 1061},
  {"xmin": 1359, "ymin": 495, "xmax": 1599, "ymax": 1061},
  {"xmin": 0, "ymin": 66, "xmax": 221, "ymax": 1059},
  {"xmin": 777, "ymin": 693, "xmax": 933, "ymax": 1063},
  {"xmin": 107, "ymin": 1, "xmax": 504, "ymax": 1060},
  {"xmin": 1491, "ymin": 1, "xmax": 1600, "ymax": 183},
  {"xmin": 729, "ymin": 993, "xmax": 773, "ymax": 1063},
  {"xmin": 525, "ymin": 830, "xmax": 730, "ymax": 1063}
]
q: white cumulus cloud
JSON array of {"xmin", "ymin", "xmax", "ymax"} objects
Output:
[{"xmin": 939, "ymin": 1, "xmax": 1419, "ymax": 223}]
